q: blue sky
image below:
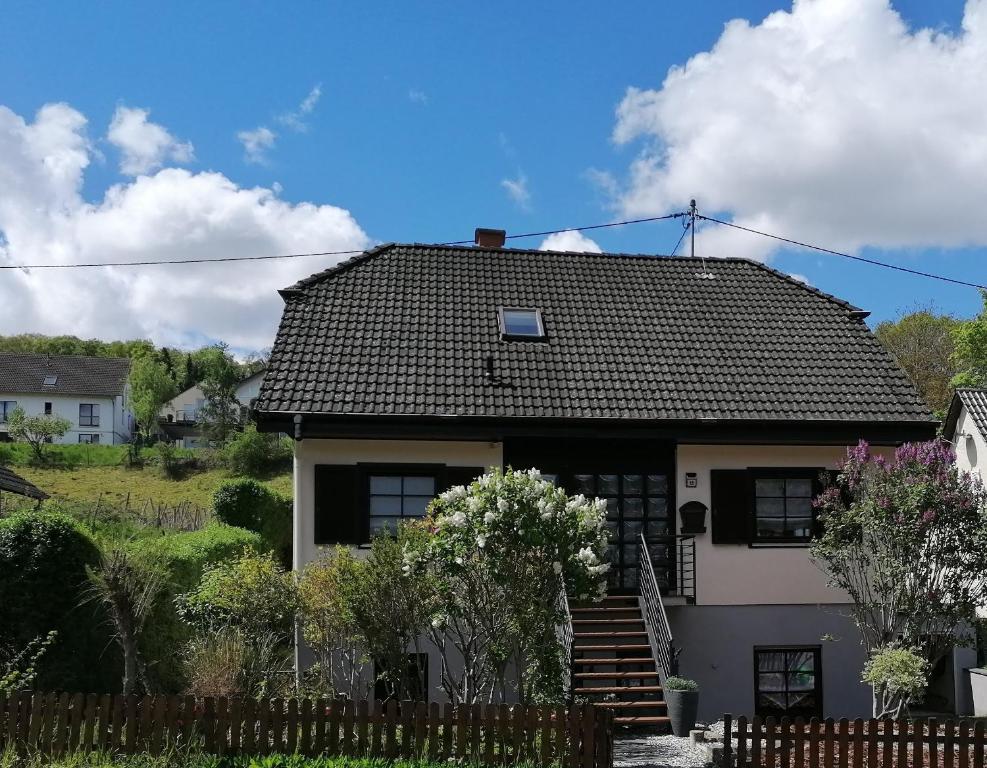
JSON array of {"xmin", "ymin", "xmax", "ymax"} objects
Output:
[{"xmin": 0, "ymin": 0, "xmax": 983, "ymax": 351}]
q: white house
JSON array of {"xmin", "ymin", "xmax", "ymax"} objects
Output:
[
  {"xmin": 0, "ymin": 353, "xmax": 133, "ymax": 445},
  {"xmin": 944, "ymin": 388, "xmax": 987, "ymax": 484},
  {"xmin": 159, "ymin": 368, "xmax": 266, "ymax": 447},
  {"xmin": 255, "ymin": 232, "xmax": 943, "ymax": 724}
]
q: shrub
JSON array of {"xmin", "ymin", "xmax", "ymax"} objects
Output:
[
  {"xmin": 184, "ymin": 625, "xmax": 293, "ymax": 700},
  {"xmin": 0, "ymin": 511, "xmax": 118, "ymax": 691},
  {"xmin": 664, "ymin": 676, "xmax": 699, "ymax": 692},
  {"xmin": 213, "ymin": 479, "xmax": 291, "ymax": 563},
  {"xmin": 862, "ymin": 646, "xmax": 929, "ymax": 719},
  {"xmin": 177, "ymin": 550, "xmax": 297, "ymax": 637},
  {"xmin": 126, "ymin": 524, "xmax": 263, "ymax": 692},
  {"xmin": 222, "ymin": 424, "xmax": 292, "ymax": 477},
  {"xmin": 153, "ymin": 442, "xmax": 188, "ymax": 479}
]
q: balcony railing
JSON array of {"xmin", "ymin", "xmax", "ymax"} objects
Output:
[{"xmin": 640, "ymin": 534, "xmax": 695, "ymax": 602}]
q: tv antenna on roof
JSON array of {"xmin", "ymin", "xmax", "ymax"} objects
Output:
[{"xmin": 690, "ymin": 199, "xmax": 714, "ymax": 279}]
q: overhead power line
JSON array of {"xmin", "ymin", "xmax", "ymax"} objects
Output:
[
  {"xmin": 698, "ymin": 214, "xmax": 987, "ymax": 291},
  {"xmin": 0, "ymin": 212, "xmax": 689, "ymax": 270}
]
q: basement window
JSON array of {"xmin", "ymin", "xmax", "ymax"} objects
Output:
[{"xmin": 499, "ymin": 308, "xmax": 545, "ymax": 340}]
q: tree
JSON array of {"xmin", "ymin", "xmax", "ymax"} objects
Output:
[
  {"xmin": 953, "ymin": 290, "xmax": 987, "ymax": 388},
  {"xmin": 128, "ymin": 354, "xmax": 176, "ymax": 440},
  {"xmin": 862, "ymin": 647, "xmax": 930, "ymax": 719},
  {"xmin": 85, "ymin": 548, "xmax": 167, "ymax": 695},
  {"xmin": 404, "ymin": 467, "xmax": 610, "ymax": 704},
  {"xmin": 811, "ymin": 440, "xmax": 987, "ymax": 717},
  {"xmin": 874, "ymin": 308, "xmax": 960, "ymax": 416},
  {"xmin": 6, "ymin": 407, "xmax": 72, "ymax": 462},
  {"xmin": 195, "ymin": 345, "xmax": 243, "ymax": 443}
]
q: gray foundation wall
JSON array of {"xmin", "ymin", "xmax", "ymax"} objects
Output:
[{"xmin": 668, "ymin": 604, "xmax": 871, "ymax": 721}]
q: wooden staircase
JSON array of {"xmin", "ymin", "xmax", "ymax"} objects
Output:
[{"xmin": 568, "ymin": 595, "xmax": 670, "ymax": 731}]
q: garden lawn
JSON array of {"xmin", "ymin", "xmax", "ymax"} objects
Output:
[{"xmin": 12, "ymin": 465, "xmax": 292, "ymax": 510}]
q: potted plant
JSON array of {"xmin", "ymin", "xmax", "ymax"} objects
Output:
[{"xmin": 664, "ymin": 676, "xmax": 699, "ymax": 736}]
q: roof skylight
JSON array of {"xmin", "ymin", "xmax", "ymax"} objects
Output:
[
  {"xmin": 500, "ymin": 308, "xmax": 545, "ymax": 340},
  {"xmin": 43, "ymin": 375, "xmax": 57, "ymax": 386}
]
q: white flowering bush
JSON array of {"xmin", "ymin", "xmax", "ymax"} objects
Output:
[{"xmin": 403, "ymin": 467, "xmax": 610, "ymax": 704}]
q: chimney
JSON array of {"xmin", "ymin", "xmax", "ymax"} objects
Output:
[{"xmin": 474, "ymin": 228, "xmax": 506, "ymax": 248}]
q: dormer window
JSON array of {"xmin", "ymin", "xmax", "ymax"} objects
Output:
[
  {"xmin": 43, "ymin": 375, "xmax": 57, "ymax": 386},
  {"xmin": 499, "ymin": 308, "xmax": 545, "ymax": 340}
]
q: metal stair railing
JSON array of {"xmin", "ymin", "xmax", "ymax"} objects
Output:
[
  {"xmin": 637, "ymin": 532, "xmax": 678, "ymax": 685},
  {"xmin": 554, "ymin": 572, "xmax": 575, "ymax": 700}
]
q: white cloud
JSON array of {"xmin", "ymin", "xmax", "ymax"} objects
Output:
[
  {"xmin": 107, "ymin": 106, "xmax": 194, "ymax": 176},
  {"xmin": 539, "ymin": 230, "xmax": 603, "ymax": 253},
  {"xmin": 501, "ymin": 173, "xmax": 531, "ymax": 211},
  {"xmin": 408, "ymin": 89, "xmax": 428, "ymax": 105},
  {"xmin": 611, "ymin": 0, "xmax": 987, "ymax": 261},
  {"xmin": 0, "ymin": 102, "xmax": 370, "ymax": 351},
  {"xmin": 277, "ymin": 84, "xmax": 322, "ymax": 132},
  {"xmin": 237, "ymin": 126, "xmax": 277, "ymax": 164}
]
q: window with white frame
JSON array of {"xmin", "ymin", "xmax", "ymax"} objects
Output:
[
  {"xmin": 368, "ymin": 474, "xmax": 436, "ymax": 536},
  {"xmin": 0, "ymin": 401, "xmax": 16, "ymax": 423},
  {"xmin": 78, "ymin": 433, "xmax": 100, "ymax": 444}
]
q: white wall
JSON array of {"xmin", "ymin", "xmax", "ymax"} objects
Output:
[
  {"xmin": 293, "ymin": 439, "xmax": 503, "ymax": 570},
  {"xmin": 160, "ymin": 385, "xmax": 206, "ymax": 421},
  {"xmin": 0, "ymin": 392, "xmax": 131, "ymax": 444},
  {"xmin": 952, "ymin": 406, "xmax": 985, "ymax": 484},
  {"xmin": 676, "ymin": 444, "xmax": 893, "ymax": 606}
]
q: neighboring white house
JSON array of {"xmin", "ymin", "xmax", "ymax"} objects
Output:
[
  {"xmin": 944, "ymin": 388, "xmax": 987, "ymax": 484},
  {"xmin": 158, "ymin": 368, "xmax": 266, "ymax": 447},
  {"xmin": 255, "ymin": 234, "xmax": 946, "ymax": 722},
  {"xmin": 0, "ymin": 353, "xmax": 133, "ymax": 445}
]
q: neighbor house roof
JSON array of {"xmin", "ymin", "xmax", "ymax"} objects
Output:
[
  {"xmin": 944, "ymin": 388, "xmax": 987, "ymax": 440},
  {"xmin": 0, "ymin": 354, "xmax": 130, "ymax": 398},
  {"xmin": 0, "ymin": 464, "xmax": 48, "ymax": 500},
  {"xmin": 255, "ymin": 243, "xmax": 936, "ymax": 429}
]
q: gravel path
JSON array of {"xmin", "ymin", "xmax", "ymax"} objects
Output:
[{"xmin": 613, "ymin": 722, "xmax": 723, "ymax": 768}]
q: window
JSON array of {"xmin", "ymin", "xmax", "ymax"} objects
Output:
[
  {"xmin": 79, "ymin": 403, "xmax": 100, "ymax": 427},
  {"xmin": 43, "ymin": 375, "xmax": 57, "ymax": 386},
  {"xmin": 499, "ymin": 308, "xmax": 545, "ymax": 339},
  {"xmin": 753, "ymin": 475, "xmax": 815, "ymax": 542},
  {"xmin": 0, "ymin": 401, "xmax": 16, "ymax": 424},
  {"xmin": 368, "ymin": 474, "xmax": 436, "ymax": 536},
  {"xmin": 78, "ymin": 433, "xmax": 100, "ymax": 444},
  {"xmin": 755, "ymin": 646, "xmax": 822, "ymax": 718},
  {"xmin": 44, "ymin": 402, "xmax": 52, "ymax": 415}
]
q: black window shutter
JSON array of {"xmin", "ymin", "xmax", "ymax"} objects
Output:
[
  {"xmin": 314, "ymin": 465, "xmax": 361, "ymax": 545},
  {"xmin": 710, "ymin": 469, "xmax": 751, "ymax": 544},
  {"xmin": 440, "ymin": 466, "xmax": 484, "ymax": 493}
]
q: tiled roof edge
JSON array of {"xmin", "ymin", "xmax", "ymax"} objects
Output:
[
  {"xmin": 279, "ymin": 243, "xmax": 398, "ymax": 297},
  {"xmin": 742, "ymin": 259, "xmax": 865, "ymax": 315}
]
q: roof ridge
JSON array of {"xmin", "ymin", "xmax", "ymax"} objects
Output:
[{"xmin": 0, "ymin": 352, "xmax": 131, "ymax": 362}]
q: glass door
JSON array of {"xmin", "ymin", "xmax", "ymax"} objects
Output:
[{"xmin": 571, "ymin": 473, "xmax": 672, "ymax": 592}]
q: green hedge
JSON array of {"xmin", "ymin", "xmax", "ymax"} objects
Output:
[
  {"xmin": 213, "ymin": 479, "xmax": 291, "ymax": 564},
  {"xmin": 128, "ymin": 524, "xmax": 263, "ymax": 692},
  {"xmin": 0, "ymin": 511, "xmax": 119, "ymax": 692}
]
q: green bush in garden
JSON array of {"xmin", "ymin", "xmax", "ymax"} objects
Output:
[
  {"xmin": 0, "ymin": 511, "xmax": 119, "ymax": 692},
  {"xmin": 213, "ymin": 479, "xmax": 291, "ymax": 563},
  {"xmin": 222, "ymin": 425, "xmax": 292, "ymax": 478},
  {"xmin": 126, "ymin": 524, "xmax": 263, "ymax": 692}
]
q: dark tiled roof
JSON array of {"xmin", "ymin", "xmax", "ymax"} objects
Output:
[
  {"xmin": 256, "ymin": 244, "xmax": 935, "ymax": 425},
  {"xmin": 0, "ymin": 465, "xmax": 47, "ymax": 500},
  {"xmin": 0, "ymin": 354, "xmax": 130, "ymax": 397},
  {"xmin": 944, "ymin": 388, "xmax": 987, "ymax": 440}
]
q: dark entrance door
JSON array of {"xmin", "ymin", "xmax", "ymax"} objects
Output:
[
  {"xmin": 502, "ymin": 439, "xmax": 676, "ymax": 594},
  {"xmin": 569, "ymin": 473, "xmax": 671, "ymax": 592}
]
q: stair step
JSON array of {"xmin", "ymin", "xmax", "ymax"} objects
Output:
[
  {"xmin": 570, "ymin": 596, "xmax": 639, "ymax": 606},
  {"xmin": 573, "ymin": 685, "xmax": 663, "ymax": 695},
  {"xmin": 571, "ymin": 619, "xmax": 645, "ymax": 626},
  {"xmin": 574, "ymin": 671, "xmax": 660, "ymax": 679},
  {"xmin": 573, "ymin": 631, "xmax": 648, "ymax": 639},
  {"xmin": 572, "ymin": 657, "xmax": 657, "ymax": 667},
  {"xmin": 573, "ymin": 644, "xmax": 652, "ymax": 653},
  {"xmin": 570, "ymin": 607, "xmax": 643, "ymax": 614},
  {"xmin": 613, "ymin": 716, "xmax": 671, "ymax": 726},
  {"xmin": 594, "ymin": 700, "xmax": 668, "ymax": 710}
]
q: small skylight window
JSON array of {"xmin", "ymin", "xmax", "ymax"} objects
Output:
[
  {"xmin": 43, "ymin": 375, "xmax": 57, "ymax": 386},
  {"xmin": 500, "ymin": 308, "xmax": 545, "ymax": 339}
]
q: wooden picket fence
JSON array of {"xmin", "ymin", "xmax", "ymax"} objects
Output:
[
  {"xmin": 0, "ymin": 693, "xmax": 614, "ymax": 767},
  {"xmin": 724, "ymin": 714, "xmax": 987, "ymax": 768}
]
